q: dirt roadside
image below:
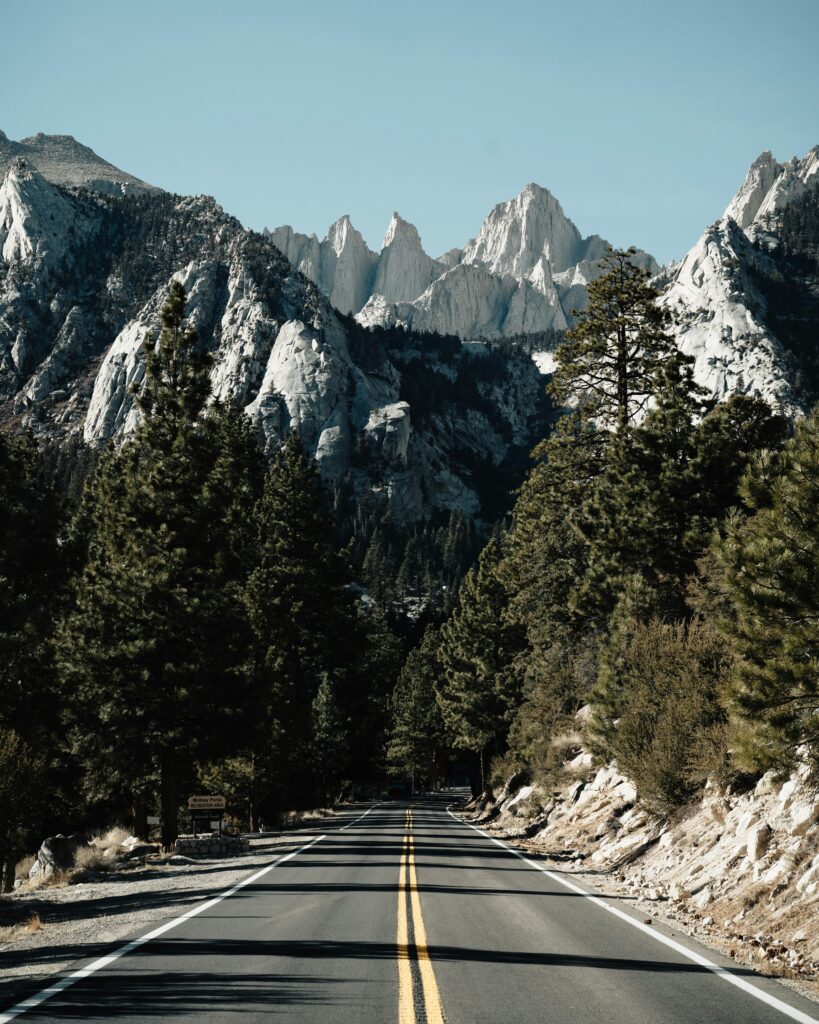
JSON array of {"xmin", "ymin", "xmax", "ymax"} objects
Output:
[{"xmin": 0, "ymin": 814, "xmax": 345, "ymax": 1006}]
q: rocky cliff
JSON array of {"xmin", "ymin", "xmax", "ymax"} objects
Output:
[
  {"xmin": 660, "ymin": 146, "xmax": 819, "ymax": 414},
  {"xmin": 0, "ymin": 156, "xmax": 547, "ymax": 523},
  {"xmin": 273, "ymin": 149, "xmax": 819, "ymax": 415},
  {"xmin": 3, "ymin": 130, "xmax": 819, "ymax": 529},
  {"xmin": 468, "ymin": 716, "xmax": 819, "ymax": 1000},
  {"xmin": 269, "ymin": 182, "xmax": 658, "ymax": 342}
]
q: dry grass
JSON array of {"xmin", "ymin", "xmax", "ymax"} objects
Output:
[
  {"xmin": 742, "ymin": 882, "xmax": 774, "ymax": 909},
  {"xmin": 0, "ymin": 912, "xmax": 44, "ymax": 944},
  {"xmin": 281, "ymin": 808, "xmax": 335, "ymax": 829},
  {"xmin": 73, "ymin": 846, "xmax": 115, "ymax": 872},
  {"xmin": 15, "ymin": 854, "xmax": 36, "ymax": 881},
  {"xmin": 95, "ymin": 826, "xmax": 130, "ymax": 848}
]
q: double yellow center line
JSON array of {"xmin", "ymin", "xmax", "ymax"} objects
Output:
[{"xmin": 397, "ymin": 807, "xmax": 446, "ymax": 1024}]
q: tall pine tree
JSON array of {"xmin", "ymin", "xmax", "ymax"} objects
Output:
[
  {"xmin": 59, "ymin": 282, "xmax": 259, "ymax": 844},
  {"xmin": 387, "ymin": 628, "xmax": 448, "ymax": 790},
  {"xmin": 717, "ymin": 407, "xmax": 819, "ymax": 777},
  {"xmin": 0, "ymin": 432, "xmax": 62, "ymax": 887},
  {"xmin": 245, "ymin": 432, "xmax": 365, "ymax": 810},
  {"xmin": 436, "ymin": 534, "xmax": 525, "ymax": 789},
  {"xmin": 550, "ymin": 248, "xmax": 684, "ymax": 430}
]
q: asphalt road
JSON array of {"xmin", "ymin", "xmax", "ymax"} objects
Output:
[{"xmin": 2, "ymin": 795, "xmax": 818, "ymax": 1023}]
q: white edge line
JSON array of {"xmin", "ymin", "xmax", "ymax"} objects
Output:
[
  {"xmin": 338, "ymin": 803, "xmax": 378, "ymax": 830},
  {"xmin": 0, "ymin": 834, "xmax": 326, "ymax": 1023},
  {"xmin": 447, "ymin": 808, "xmax": 819, "ymax": 1024},
  {"xmin": 0, "ymin": 802, "xmax": 378, "ymax": 1024}
]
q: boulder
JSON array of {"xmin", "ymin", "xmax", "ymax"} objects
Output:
[
  {"xmin": 29, "ymin": 834, "xmax": 84, "ymax": 879},
  {"xmin": 746, "ymin": 824, "xmax": 771, "ymax": 862},
  {"xmin": 669, "ymin": 882, "xmax": 691, "ymax": 902},
  {"xmin": 121, "ymin": 842, "xmax": 160, "ymax": 860},
  {"xmin": 796, "ymin": 854, "xmax": 819, "ymax": 894},
  {"xmin": 789, "ymin": 798, "xmax": 819, "ymax": 837}
]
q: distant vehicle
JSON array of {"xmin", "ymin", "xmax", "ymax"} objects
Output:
[{"xmin": 386, "ymin": 779, "xmax": 409, "ymax": 799}]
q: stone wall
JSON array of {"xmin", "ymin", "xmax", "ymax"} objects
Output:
[{"xmin": 174, "ymin": 836, "xmax": 250, "ymax": 858}]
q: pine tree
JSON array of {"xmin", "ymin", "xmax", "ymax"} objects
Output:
[
  {"xmin": 311, "ymin": 675, "xmax": 350, "ymax": 805},
  {"xmin": 387, "ymin": 628, "xmax": 448, "ymax": 789},
  {"xmin": 0, "ymin": 431, "xmax": 63, "ymax": 885},
  {"xmin": 607, "ymin": 618, "xmax": 730, "ymax": 812},
  {"xmin": 717, "ymin": 407, "xmax": 819, "ymax": 777},
  {"xmin": 588, "ymin": 574, "xmax": 660, "ymax": 757},
  {"xmin": 58, "ymin": 282, "xmax": 259, "ymax": 845},
  {"xmin": 436, "ymin": 534, "xmax": 525, "ymax": 789},
  {"xmin": 0, "ymin": 730, "xmax": 47, "ymax": 891},
  {"xmin": 551, "ymin": 249, "xmax": 685, "ymax": 431},
  {"xmin": 573, "ymin": 358, "xmax": 706, "ymax": 621},
  {"xmin": 0, "ymin": 431, "xmax": 62, "ymax": 742},
  {"xmin": 245, "ymin": 432, "xmax": 365, "ymax": 809},
  {"xmin": 495, "ymin": 412, "xmax": 607, "ymax": 756}
]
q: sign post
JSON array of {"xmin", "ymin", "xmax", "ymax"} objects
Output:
[{"xmin": 187, "ymin": 795, "xmax": 226, "ymax": 837}]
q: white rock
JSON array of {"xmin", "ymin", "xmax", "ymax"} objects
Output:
[
  {"xmin": 789, "ymin": 799, "xmax": 819, "ymax": 836},
  {"xmin": 796, "ymin": 861, "xmax": 819, "ymax": 894},
  {"xmin": 725, "ymin": 147, "xmax": 819, "ymax": 236},
  {"xmin": 747, "ymin": 824, "xmax": 772, "ymax": 862},
  {"xmin": 754, "ymin": 771, "xmax": 780, "ymax": 797},
  {"xmin": 778, "ymin": 779, "xmax": 799, "ymax": 810},
  {"xmin": 364, "ymin": 402, "xmax": 412, "ymax": 465},
  {"xmin": 373, "ymin": 213, "xmax": 442, "ymax": 304},
  {"xmin": 737, "ymin": 810, "xmax": 760, "ymax": 837},
  {"xmin": 0, "ymin": 159, "xmax": 91, "ymax": 269},
  {"xmin": 661, "ymin": 218, "xmax": 800, "ymax": 414},
  {"xmin": 281, "ymin": 182, "xmax": 656, "ymax": 339}
]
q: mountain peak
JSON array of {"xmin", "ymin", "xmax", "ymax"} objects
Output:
[
  {"xmin": 382, "ymin": 212, "xmax": 424, "ymax": 251},
  {"xmin": 750, "ymin": 150, "xmax": 776, "ymax": 169},
  {"xmin": 0, "ymin": 130, "xmax": 160, "ymax": 195},
  {"xmin": 725, "ymin": 144, "xmax": 819, "ymax": 234},
  {"xmin": 519, "ymin": 181, "xmax": 555, "ymax": 201},
  {"xmin": 374, "ymin": 213, "xmax": 438, "ymax": 303},
  {"xmin": 462, "ymin": 181, "xmax": 581, "ymax": 277}
]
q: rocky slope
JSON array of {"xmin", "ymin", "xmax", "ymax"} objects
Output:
[
  {"xmin": 269, "ymin": 183, "xmax": 658, "ymax": 340},
  {"xmin": 0, "ymin": 130, "xmax": 159, "ymax": 195},
  {"xmin": 660, "ymin": 146, "xmax": 819, "ymax": 414},
  {"xmin": 0, "ymin": 157, "xmax": 547, "ymax": 522}
]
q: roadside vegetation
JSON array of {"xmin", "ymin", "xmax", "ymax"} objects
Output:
[
  {"xmin": 388, "ymin": 249, "xmax": 819, "ymax": 819},
  {"xmin": 0, "ymin": 281, "xmax": 403, "ymax": 887},
  {"xmin": 3, "ymin": 249, "xmax": 817, "ymax": 896}
]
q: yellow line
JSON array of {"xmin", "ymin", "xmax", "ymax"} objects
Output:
[
  {"xmin": 408, "ymin": 830, "xmax": 447, "ymax": 1024},
  {"xmin": 398, "ymin": 829, "xmax": 414, "ymax": 1024}
]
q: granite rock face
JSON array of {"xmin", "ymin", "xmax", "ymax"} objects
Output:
[
  {"xmin": 0, "ymin": 158, "xmax": 92, "ymax": 269},
  {"xmin": 270, "ymin": 149, "xmax": 819, "ymax": 413},
  {"xmin": 724, "ymin": 147, "xmax": 819, "ymax": 234},
  {"xmin": 269, "ymin": 215, "xmax": 378, "ymax": 316},
  {"xmin": 268, "ymin": 182, "xmax": 657, "ymax": 343},
  {"xmin": 0, "ymin": 157, "xmax": 545, "ymax": 524},
  {"xmin": 660, "ymin": 145, "xmax": 819, "ymax": 413}
]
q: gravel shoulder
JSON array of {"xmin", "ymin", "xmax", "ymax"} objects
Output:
[{"xmin": 0, "ymin": 812, "xmax": 346, "ymax": 1007}]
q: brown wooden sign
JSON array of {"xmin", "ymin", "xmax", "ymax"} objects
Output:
[{"xmin": 187, "ymin": 795, "xmax": 226, "ymax": 811}]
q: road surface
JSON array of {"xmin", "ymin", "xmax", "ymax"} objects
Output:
[{"xmin": 1, "ymin": 795, "xmax": 818, "ymax": 1023}]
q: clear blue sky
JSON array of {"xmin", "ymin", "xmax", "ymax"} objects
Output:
[{"xmin": 2, "ymin": 0, "xmax": 817, "ymax": 264}]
